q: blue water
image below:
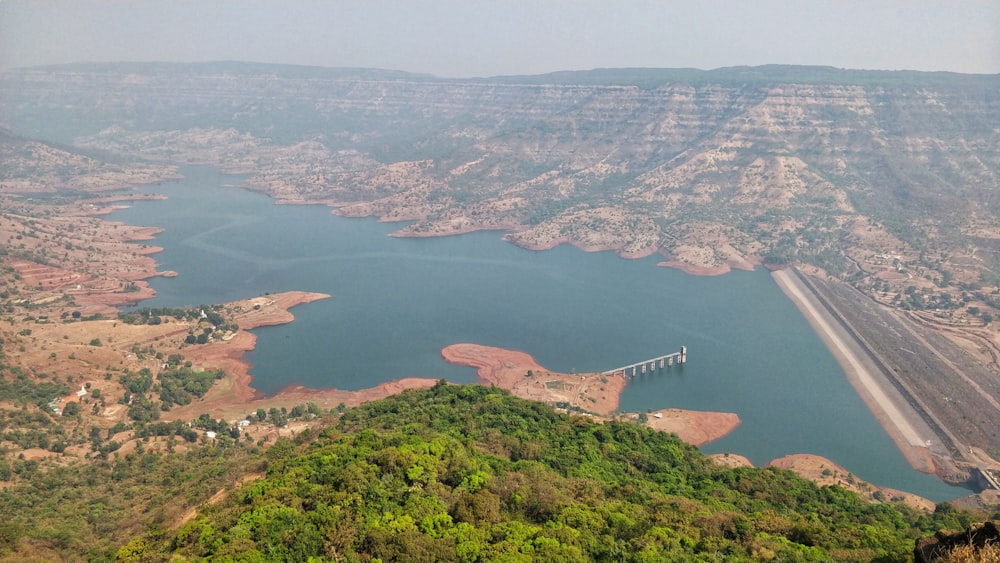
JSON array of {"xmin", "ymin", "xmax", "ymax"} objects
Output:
[{"xmin": 110, "ymin": 166, "xmax": 963, "ymax": 501}]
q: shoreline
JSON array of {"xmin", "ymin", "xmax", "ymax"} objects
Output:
[
  {"xmin": 500, "ymin": 233, "xmax": 662, "ymax": 261},
  {"xmin": 66, "ymin": 184, "xmax": 735, "ymax": 426},
  {"xmin": 171, "ymin": 335, "xmax": 744, "ymax": 449},
  {"xmin": 771, "ymin": 267, "xmax": 945, "ymax": 477},
  {"xmin": 320, "ymin": 199, "xmax": 753, "ymax": 274},
  {"xmin": 52, "ymin": 180, "xmax": 957, "ymax": 490},
  {"xmin": 133, "ymin": 210, "xmax": 939, "ymax": 473},
  {"xmin": 234, "ymin": 175, "xmax": 766, "ymax": 276},
  {"xmin": 112, "ymin": 187, "xmax": 960, "ymax": 479}
]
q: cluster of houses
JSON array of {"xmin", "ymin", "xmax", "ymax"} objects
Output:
[{"xmin": 45, "ymin": 381, "xmax": 259, "ymax": 442}]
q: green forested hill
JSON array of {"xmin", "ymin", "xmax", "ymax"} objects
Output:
[{"xmin": 107, "ymin": 383, "xmax": 975, "ymax": 562}]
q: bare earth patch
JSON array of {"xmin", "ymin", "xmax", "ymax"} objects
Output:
[{"xmin": 640, "ymin": 408, "xmax": 741, "ymax": 446}]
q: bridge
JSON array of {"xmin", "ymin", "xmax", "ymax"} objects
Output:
[{"xmin": 603, "ymin": 346, "xmax": 686, "ymax": 378}]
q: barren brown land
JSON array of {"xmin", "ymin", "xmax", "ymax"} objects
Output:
[{"xmin": 708, "ymin": 452, "xmax": 754, "ymax": 469}]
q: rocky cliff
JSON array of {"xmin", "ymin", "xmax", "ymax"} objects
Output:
[{"xmin": 2, "ymin": 63, "xmax": 998, "ymax": 295}]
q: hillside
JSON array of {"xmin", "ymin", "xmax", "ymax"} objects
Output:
[
  {"xmin": 108, "ymin": 384, "xmax": 982, "ymax": 562},
  {"xmin": 2, "ymin": 63, "xmax": 1000, "ymax": 559},
  {"xmin": 3, "ymin": 62, "xmax": 998, "ymax": 458},
  {"xmin": 2, "ymin": 64, "xmax": 997, "ymax": 290},
  {"xmin": 0, "ymin": 126, "xmax": 178, "ymax": 193}
]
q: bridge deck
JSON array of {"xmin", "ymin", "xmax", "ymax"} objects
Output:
[{"xmin": 603, "ymin": 346, "xmax": 687, "ymax": 377}]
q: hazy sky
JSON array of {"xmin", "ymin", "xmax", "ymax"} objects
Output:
[{"xmin": 2, "ymin": 0, "xmax": 998, "ymax": 76}]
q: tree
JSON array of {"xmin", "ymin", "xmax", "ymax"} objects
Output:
[
  {"xmin": 0, "ymin": 521, "xmax": 23, "ymax": 552},
  {"xmin": 62, "ymin": 401, "xmax": 80, "ymax": 417}
]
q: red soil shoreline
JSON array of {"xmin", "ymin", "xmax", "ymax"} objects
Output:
[
  {"xmin": 171, "ymin": 328, "xmax": 743, "ymax": 450},
  {"xmin": 78, "ymin": 192, "xmax": 945, "ymax": 503}
]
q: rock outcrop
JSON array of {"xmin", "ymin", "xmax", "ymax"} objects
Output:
[{"xmin": 915, "ymin": 521, "xmax": 1000, "ymax": 562}]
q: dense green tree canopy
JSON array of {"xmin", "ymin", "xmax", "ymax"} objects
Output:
[{"xmin": 120, "ymin": 384, "xmax": 971, "ymax": 562}]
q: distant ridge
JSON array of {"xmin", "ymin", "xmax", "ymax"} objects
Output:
[
  {"xmin": 488, "ymin": 64, "xmax": 1000, "ymax": 88},
  {"xmin": 18, "ymin": 61, "xmax": 1000, "ymax": 89}
]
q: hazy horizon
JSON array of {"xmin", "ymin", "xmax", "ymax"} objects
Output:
[{"xmin": 2, "ymin": 0, "xmax": 998, "ymax": 76}]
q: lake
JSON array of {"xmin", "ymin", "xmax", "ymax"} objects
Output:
[{"xmin": 111, "ymin": 165, "xmax": 963, "ymax": 501}]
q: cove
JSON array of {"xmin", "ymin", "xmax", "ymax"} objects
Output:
[{"xmin": 111, "ymin": 165, "xmax": 962, "ymax": 501}]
